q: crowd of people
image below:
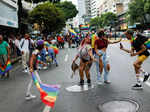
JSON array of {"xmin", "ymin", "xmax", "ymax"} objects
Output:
[{"xmin": 0, "ymin": 28, "xmax": 150, "ymax": 100}]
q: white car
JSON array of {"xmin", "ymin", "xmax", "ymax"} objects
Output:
[{"xmin": 143, "ymin": 30, "xmax": 150, "ymax": 38}]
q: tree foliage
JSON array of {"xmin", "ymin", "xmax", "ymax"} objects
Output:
[
  {"xmin": 128, "ymin": 0, "xmax": 150, "ymax": 25},
  {"xmin": 90, "ymin": 12, "xmax": 117, "ymax": 29},
  {"xmin": 144, "ymin": 1, "xmax": 150, "ymax": 14},
  {"xmin": 101, "ymin": 12, "xmax": 117, "ymax": 27},
  {"xmin": 90, "ymin": 17, "xmax": 102, "ymax": 29},
  {"xmin": 29, "ymin": 2, "xmax": 65, "ymax": 33},
  {"xmin": 56, "ymin": 1, "xmax": 78, "ymax": 20}
]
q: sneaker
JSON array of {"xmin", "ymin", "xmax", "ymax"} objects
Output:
[
  {"xmin": 25, "ymin": 94, "xmax": 36, "ymax": 100},
  {"xmin": 23, "ymin": 69, "xmax": 28, "ymax": 73},
  {"xmin": 79, "ymin": 80, "xmax": 84, "ymax": 86},
  {"xmin": 104, "ymin": 80, "xmax": 111, "ymax": 84},
  {"xmin": 132, "ymin": 84, "xmax": 143, "ymax": 90},
  {"xmin": 143, "ymin": 73, "xmax": 150, "ymax": 82}
]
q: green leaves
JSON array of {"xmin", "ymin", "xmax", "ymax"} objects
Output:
[
  {"xmin": 27, "ymin": 1, "xmax": 78, "ymax": 33},
  {"xmin": 128, "ymin": 0, "xmax": 150, "ymax": 25},
  {"xmin": 29, "ymin": 2, "xmax": 65, "ymax": 33},
  {"xmin": 90, "ymin": 12, "xmax": 117, "ymax": 29},
  {"xmin": 56, "ymin": 1, "xmax": 78, "ymax": 20}
]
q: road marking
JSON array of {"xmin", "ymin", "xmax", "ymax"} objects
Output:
[
  {"xmin": 140, "ymin": 77, "xmax": 150, "ymax": 87},
  {"xmin": 43, "ymin": 106, "xmax": 51, "ymax": 112},
  {"xmin": 65, "ymin": 54, "xmax": 69, "ymax": 62}
]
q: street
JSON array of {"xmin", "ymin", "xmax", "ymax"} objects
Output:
[{"xmin": 1, "ymin": 41, "xmax": 150, "ymax": 112}]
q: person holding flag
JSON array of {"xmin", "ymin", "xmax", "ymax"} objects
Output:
[
  {"xmin": 27, "ymin": 40, "xmax": 60, "ymax": 110},
  {"xmin": 0, "ymin": 34, "xmax": 11, "ymax": 78},
  {"xmin": 26, "ymin": 40, "xmax": 45, "ymax": 100}
]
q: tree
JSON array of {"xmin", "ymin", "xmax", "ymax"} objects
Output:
[
  {"xmin": 29, "ymin": 2, "xmax": 65, "ymax": 33},
  {"xmin": 100, "ymin": 12, "xmax": 117, "ymax": 27},
  {"xmin": 128, "ymin": 0, "xmax": 145, "ymax": 25},
  {"xmin": 144, "ymin": 1, "xmax": 150, "ymax": 14},
  {"xmin": 128, "ymin": 0, "xmax": 150, "ymax": 26},
  {"xmin": 56, "ymin": 1, "xmax": 78, "ymax": 20},
  {"xmin": 89, "ymin": 17, "xmax": 103, "ymax": 29}
]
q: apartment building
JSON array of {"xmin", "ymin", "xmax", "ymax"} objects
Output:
[
  {"xmin": 77, "ymin": 0, "xmax": 86, "ymax": 24},
  {"xmin": 98, "ymin": 0, "xmax": 123, "ymax": 15}
]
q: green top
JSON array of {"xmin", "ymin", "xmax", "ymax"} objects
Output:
[{"xmin": 0, "ymin": 41, "xmax": 9, "ymax": 55}]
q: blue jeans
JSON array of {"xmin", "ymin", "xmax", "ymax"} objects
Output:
[{"xmin": 95, "ymin": 50, "xmax": 109, "ymax": 81}]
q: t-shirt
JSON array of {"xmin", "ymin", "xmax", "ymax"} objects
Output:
[
  {"xmin": 95, "ymin": 38, "xmax": 108, "ymax": 50},
  {"xmin": 79, "ymin": 44, "xmax": 92, "ymax": 60},
  {"xmin": 131, "ymin": 36, "xmax": 149, "ymax": 56},
  {"xmin": 0, "ymin": 41, "xmax": 9, "ymax": 55}
]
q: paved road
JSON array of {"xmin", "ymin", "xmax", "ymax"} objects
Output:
[{"xmin": 0, "ymin": 41, "xmax": 150, "ymax": 112}]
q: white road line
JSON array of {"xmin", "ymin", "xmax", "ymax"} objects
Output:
[
  {"xmin": 65, "ymin": 54, "xmax": 69, "ymax": 62},
  {"xmin": 43, "ymin": 106, "xmax": 51, "ymax": 112},
  {"xmin": 140, "ymin": 77, "xmax": 150, "ymax": 87}
]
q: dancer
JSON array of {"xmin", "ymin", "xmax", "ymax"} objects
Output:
[
  {"xmin": 26, "ymin": 40, "xmax": 45, "ymax": 100},
  {"xmin": 95, "ymin": 30, "xmax": 122, "ymax": 85},
  {"xmin": 73, "ymin": 36, "xmax": 96, "ymax": 85},
  {"xmin": 120, "ymin": 30, "xmax": 150, "ymax": 90}
]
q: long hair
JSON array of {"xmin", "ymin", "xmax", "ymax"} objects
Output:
[{"xmin": 97, "ymin": 30, "xmax": 105, "ymax": 38}]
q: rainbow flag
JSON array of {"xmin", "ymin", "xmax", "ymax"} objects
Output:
[
  {"xmin": 69, "ymin": 29, "xmax": 76, "ymax": 37},
  {"xmin": 0, "ymin": 60, "xmax": 12, "ymax": 75},
  {"xmin": 131, "ymin": 37, "xmax": 150, "ymax": 49},
  {"xmin": 80, "ymin": 25, "xmax": 89, "ymax": 30},
  {"xmin": 144, "ymin": 40, "xmax": 150, "ymax": 49},
  {"xmin": 31, "ymin": 72, "xmax": 60, "ymax": 108}
]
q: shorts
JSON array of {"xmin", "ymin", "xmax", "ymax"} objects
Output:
[
  {"xmin": 81, "ymin": 58, "xmax": 92, "ymax": 69},
  {"xmin": 81, "ymin": 58, "xmax": 89, "ymax": 63},
  {"xmin": 138, "ymin": 55, "xmax": 148, "ymax": 62}
]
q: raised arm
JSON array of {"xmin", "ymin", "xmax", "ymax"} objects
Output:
[{"xmin": 108, "ymin": 38, "xmax": 122, "ymax": 44}]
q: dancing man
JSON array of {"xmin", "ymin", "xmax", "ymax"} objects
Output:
[{"xmin": 120, "ymin": 30, "xmax": 150, "ymax": 90}]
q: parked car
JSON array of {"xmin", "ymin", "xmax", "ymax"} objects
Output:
[{"xmin": 143, "ymin": 30, "xmax": 150, "ymax": 38}]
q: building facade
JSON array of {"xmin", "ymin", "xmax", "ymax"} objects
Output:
[{"xmin": 0, "ymin": 0, "xmax": 18, "ymax": 28}]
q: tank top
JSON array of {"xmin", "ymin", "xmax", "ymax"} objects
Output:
[{"xmin": 95, "ymin": 38, "xmax": 108, "ymax": 50}]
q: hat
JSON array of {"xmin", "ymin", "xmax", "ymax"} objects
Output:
[{"xmin": 37, "ymin": 40, "xmax": 44, "ymax": 46}]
